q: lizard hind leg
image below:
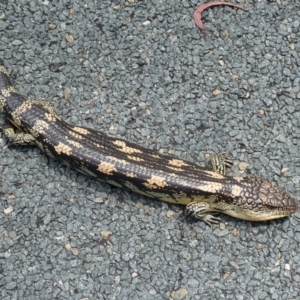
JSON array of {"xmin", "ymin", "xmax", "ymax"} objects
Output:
[{"xmin": 1, "ymin": 124, "xmax": 36, "ymax": 145}]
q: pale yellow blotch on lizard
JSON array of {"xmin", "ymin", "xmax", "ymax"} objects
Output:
[
  {"xmin": 54, "ymin": 142, "xmax": 72, "ymax": 156},
  {"xmin": 69, "ymin": 140, "xmax": 83, "ymax": 148},
  {"xmin": 150, "ymin": 154, "xmax": 161, "ymax": 159},
  {"xmin": 127, "ymin": 155, "xmax": 144, "ymax": 162},
  {"xmin": 167, "ymin": 166, "xmax": 184, "ymax": 172},
  {"xmin": 32, "ymin": 119, "xmax": 50, "ymax": 134},
  {"xmin": 144, "ymin": 175, "xmax": 168, "ymax": 189},
  {"xmin": 35, "ymin": 119, "xmax": 49, "ymax": 129},
  {"xmin": 200, "ymin": 182, "xmax": 224, "ymax": 194},
  {"xmin": 10, "ymin": 101, "xmax": 32, "ymax": 126},
  {"xmin": 68, "ymin": 130, "xmax": 83, "ymax": 139},
  {"xmin": 168, "ymin": 159, "xmax": 187, "ymax": 167},
  {"xmin": 0, "ymin": 66, "xmax": 9, "ymax": 75},
  {"xmin": 45, "ymin": 112, "xmax": 56, "ymax": 122},
  {"xmin": 98, "ymin": 162, "xmax": 116, "ymax": 175},
  {"xmin": 113, "ymin": 140, "xmax": 142, "ymax": 154},
  {"xmin": 126, "ymin": 172, "xmax": 136, "ymax": 178},
  {"xmin": 92, "ymin": 142, "xmax": 104, "ymax": 148},
  {"xmin": 234, "ymin": 177, "xmax": 245, "ymax": 182},
  {"xmin": 203, "ymin": 170, "xmax": 225, "ymax": 179},
  {"xmin": 1, "ymin": 86, "xmax": 17, "ymax": 97},
  {"xmin": 73, "ymin": 127, "xmax": 89, "ymax": 135},
  {"xmin": 231, "ymin": 185, "xmax": 243, "ymax": 197},
  {"xmin": 13, "ymin": 100, "xmax": 32, "ymax": 114}
]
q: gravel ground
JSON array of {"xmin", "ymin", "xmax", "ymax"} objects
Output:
[{"xmin": 1, "ymin": 0, "xmax": 300, "ymax": 299}]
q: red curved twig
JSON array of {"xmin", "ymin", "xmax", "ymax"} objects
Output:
[{"xmin": 194, "ymin": 1, "xmax": 248, "ymax": 36}]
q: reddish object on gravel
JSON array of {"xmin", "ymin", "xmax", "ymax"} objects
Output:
[{"xmin": 194, "ymin": 1, "xmax": 248, "ymax": 36}]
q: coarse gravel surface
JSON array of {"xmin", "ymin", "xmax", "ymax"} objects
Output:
[{"xmin": 1, "ymin": 0, "xmax": 300, "ymax": 299}]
